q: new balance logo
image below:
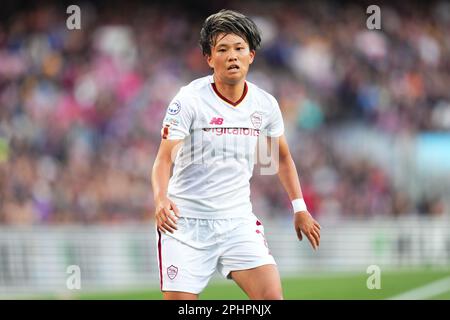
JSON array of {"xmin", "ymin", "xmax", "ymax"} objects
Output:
[{"xmin": 209, "ymin": 117, "xmax": 224, "ymax": 125}]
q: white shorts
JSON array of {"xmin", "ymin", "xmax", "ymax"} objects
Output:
[{"xmin": 155, "ymin": 214, "xmax": 276, "ymax": 294}]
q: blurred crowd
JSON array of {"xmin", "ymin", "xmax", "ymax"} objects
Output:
[{"xmin": 0, "ymin": 0, "xmax": 449, "ymax": 225}]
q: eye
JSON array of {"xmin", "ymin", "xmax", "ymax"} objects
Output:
[{"xmin": 218, "ymin": 48, "xmax": 226, "ymax": 52}]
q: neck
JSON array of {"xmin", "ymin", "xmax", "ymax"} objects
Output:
[{"xmin": 213, "ymin": 75, "xmax": 246, "ymax": 104}]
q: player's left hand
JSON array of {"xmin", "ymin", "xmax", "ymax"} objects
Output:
[{"xmin": 294, "ymin": 211, "xmax": 321, "ymax": 250}]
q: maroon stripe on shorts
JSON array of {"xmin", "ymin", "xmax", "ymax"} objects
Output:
[{"xmin": 157, "ymin": 229, "xmax": 163, "ymax": 290}]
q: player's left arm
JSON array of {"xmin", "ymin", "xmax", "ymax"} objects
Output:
[{"xmin": 268, "ymin": 134, "xmax": 321, "ymax": 250}]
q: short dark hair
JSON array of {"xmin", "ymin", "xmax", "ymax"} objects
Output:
[{"xmin": 199, "ymin": 9, "xmax": 262, "ymax": 56}]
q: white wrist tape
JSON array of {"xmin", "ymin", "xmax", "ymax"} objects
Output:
[{"xmin": 292, "ymin": 198, "xmax": 307, "ymax": 213}]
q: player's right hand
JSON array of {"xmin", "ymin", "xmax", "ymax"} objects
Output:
[{"xmin": 154, "ymin": 197, "xmax": 180, "ymax": 234}]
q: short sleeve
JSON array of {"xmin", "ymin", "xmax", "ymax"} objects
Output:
[
  {"xmin": 265, "ymin": 96, "xmax": 285, "ymax": 137},
  {"xmin": 161, "ymin": 90, "xmax": 193, "ymax": 140}
]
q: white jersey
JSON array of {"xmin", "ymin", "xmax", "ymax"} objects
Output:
[{"xmin": 161, "ymin": 75, "xmax": 284, "ymax": 219}]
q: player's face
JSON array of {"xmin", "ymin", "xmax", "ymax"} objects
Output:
[{"xmin": 207, "ymin": 33, "xmax": 255, "ymax": 85}]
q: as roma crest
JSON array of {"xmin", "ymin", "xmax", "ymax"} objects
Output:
[
  {"xmin": 167, "ymin": 265, "xmax": 178, "ymax": 280},
  {"xmin": 250, "ymin": 112, "xmax": 263, "ymax": 129}
]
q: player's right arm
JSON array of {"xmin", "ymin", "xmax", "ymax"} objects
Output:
[
  {"xmin": 151, "ymin": 139, "xmax": 183, "ymax": 234},
  {"xmin": 152, "ymin": 88, "xmax": 193, "ymax": 233}
]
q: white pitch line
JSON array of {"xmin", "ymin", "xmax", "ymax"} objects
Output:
[{"xmin": 387, "ymin": 276, "xmax": 450, "ymax": 300}]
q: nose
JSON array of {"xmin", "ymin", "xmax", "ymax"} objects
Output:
[{"xmin": 227, "ymin": 51, "xmax": 238, "ymax": 61}]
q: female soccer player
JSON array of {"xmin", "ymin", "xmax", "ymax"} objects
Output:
[{"xmin": 151, "ymin": 9, "xmax": 321, "ymax": 300}]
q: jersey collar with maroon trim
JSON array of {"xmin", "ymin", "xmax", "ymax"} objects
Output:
[{"xmin": 211, "ymin": 82, "xmax": 248, "ymax": 107}]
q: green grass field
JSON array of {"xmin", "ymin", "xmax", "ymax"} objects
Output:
[{"xmin": 58, "ymin": 269, "xmax": 450, "ymax": 300}]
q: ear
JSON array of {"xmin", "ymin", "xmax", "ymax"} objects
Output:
[
  {"xmin": 206, "ymin": 54, "xmax": 214, "ymax": 69},
  {"xmin": 249, "ymin": 50, "xmax": 256, "ymax": 65}
]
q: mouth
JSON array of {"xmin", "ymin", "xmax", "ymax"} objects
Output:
[{"xmin": 227, "ymin": 64, "xmax": 240, "ymax": 71}]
